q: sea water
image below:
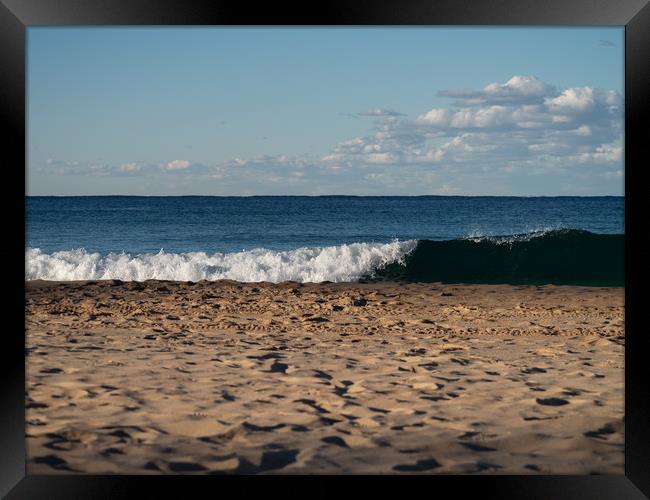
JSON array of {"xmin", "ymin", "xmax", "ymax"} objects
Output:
[{"xmin": 26, "ymin": 196, "xmax": 624, "ymax": 285}]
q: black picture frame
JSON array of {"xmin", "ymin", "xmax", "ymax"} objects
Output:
[{"xmin": 2, "ymin": 0, "xmax": 648, "ymax": 497}]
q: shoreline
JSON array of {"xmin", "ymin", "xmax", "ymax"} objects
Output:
[
  {"xmin": 26, "ymin": 280, "xmax": 624, "ymax": 474},
  {"xmin": 25, "ymin": 278, "xmax": 626, "ymax": 290}
]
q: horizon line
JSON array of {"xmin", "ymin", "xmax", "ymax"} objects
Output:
[{"xmin": 25, "ymin": 194, "xmax": 625, "ymax": 198}]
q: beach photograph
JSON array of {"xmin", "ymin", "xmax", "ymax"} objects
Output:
[{"xmin": 25, "ymin": 27, "xmax": 624, "ymax": 474}]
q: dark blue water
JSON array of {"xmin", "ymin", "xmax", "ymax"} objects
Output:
[{"xmin": 27, "ymin": 196, "xmax": 623, "ymax": 254}]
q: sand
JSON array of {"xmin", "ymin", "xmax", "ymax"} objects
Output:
[{"xmin": 25, "ymin": 280, "xmax": 624, "ymax": 474}]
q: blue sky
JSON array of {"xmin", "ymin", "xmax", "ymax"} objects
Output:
[{"xmin": 27, "ymin": 27, "xmax": 624, "ymax": 195}]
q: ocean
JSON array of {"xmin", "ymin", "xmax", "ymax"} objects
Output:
[{"xmin": 25, "ymin": 196, "xmax": 624, "ymax": 285}]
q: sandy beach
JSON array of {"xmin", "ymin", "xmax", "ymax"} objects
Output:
[{"xmin": 25, "ymin": 280, "xmax": 624, "ymax": 474}]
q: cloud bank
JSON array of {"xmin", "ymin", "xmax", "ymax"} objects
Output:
[{"xmin": 33, "ymin": 76, "xmax": 623, "ymax": 195}]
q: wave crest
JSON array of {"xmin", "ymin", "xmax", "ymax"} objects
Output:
[
  {"xmin": 25, "ymin": 240, "xmax": 417, "ymax": 283},
  {"xmin": 25, "ymin": 230, "xmax": 624, "ymax": 285},
  {"xmin": 370, "ymin": 229, "xmax": 624, "ymax": 286}
]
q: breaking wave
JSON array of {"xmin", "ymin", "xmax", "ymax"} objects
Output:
[
  {"xmin": 25, "ymin": 230, "xmax": 624, "ymax": 285},
  {"xmin": 25, "ymin": 240, "xmax": 417, "ymax": 283},
  {"xmin": 368, "ymin": 229, "xmax": 624, "ymax": 286}
]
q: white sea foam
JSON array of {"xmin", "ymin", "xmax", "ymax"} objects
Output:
[
  {"xmin": 25, "ymin": 240, "xmax": 417, "ymax": 283},
  {"xmin": 464, "ymin": 226, "xmax": 565, "ymax": 245}
]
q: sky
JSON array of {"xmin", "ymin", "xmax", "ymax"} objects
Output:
[{"xmin": 27, "ymin": 27, "xmax": 624, "ymax": 196}]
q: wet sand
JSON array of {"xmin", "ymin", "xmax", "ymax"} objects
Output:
[{"xmin": 25, "ymin": 280, "xmax": 624, "ymax": 474}]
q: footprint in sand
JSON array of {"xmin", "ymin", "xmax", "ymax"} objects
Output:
[
  {"xmin": 269, "ymin": 361, "xmax": 289, "ymax": 373},
  {"xmin": 536, "ymin": 397, "xmax": 569, "ymax": 406},
  {"xmin": 459, "ymin": 442, "xmax": 497, "ymax": 452},
  {"xmin": 393, "ymin": 458, "xmax": 441, "ymax": 472},
  {"xmin": 521, "ymin": 367, "xmax": 547, "ymax": 374},
  {"xmin": 321, "ymin": 436, "xmax": 349, "ymax": 448},
  {"xmin": 32, "ymin": 454, "xmax": 77, "ymax": 472},
  {"xmin": 313, "ymin": 370, "xmax": 333, "ymax": 380},
  {"xmin": 234, "ymin": 449, "xmax": 299, "ymax": 473},
  {"xmin": 584, "ymin": 423, "xmax": 617, "ymax": 439}
]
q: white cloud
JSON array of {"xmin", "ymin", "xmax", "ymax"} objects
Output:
[
  {"xmin": 161, "ymin": 159, "xmax": 191, "ymax": 171},
  {"xmin": 321, "ymin": 153, "xmax": 345, "ymax": 163},
  {"xmin": 545, "ymin": 87, "xmax": 596, "ymax": 113},
  {"xmin": 417, "ymin": 108, "xmax": 451, "ymax": 126},
  {"xmin": 573, "ymin": 125, "xmax": 592, "ymax": 136},
  {"xmin": 528, "ymin": 142, "xmax": 570, "ymax": 153},
  {"xmin": 577, "ymin": 143, "xmax": 622, "ymax": 163},
  {"xmin": 36, "ymin": 75, "xmax": 623, "ymax": 195},
  {"xmin": 438, "ymin": 75, "xmax": 556, "ymax": 106},
  {"xmin": 358, "ymin": 108, "xmax": 405, "ymax": 117},
  {"xmin": 544, "ymin": 87, "xmax": 621, "ymax": 115},
  {"xmin": 119, "ymin": 162, "xmax": 141, "ymax": 172},
  {"xmin": 224, "ymin": 154, "xmax": 310, "ymax": 169},
  {"xmin": 485, "ymin": 75, "xmax": 554, "ymax": 97},
  {"xmin": 365, "ymin": 152, "xmax": 398, "ymax": 164},
  {"xmin": 437, "ymin": 184, "xmax": 458, "ymax": 194},
  {"xmin": 417, "ymin": 106, "xmax": 516, "ymax": 129}
]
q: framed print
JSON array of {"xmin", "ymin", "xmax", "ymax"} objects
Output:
[{"xmin": 1, "ymin": 0, "xmax": 649, "ymax": 497}]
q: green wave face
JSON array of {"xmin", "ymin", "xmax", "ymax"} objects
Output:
[{"xmin": 367, "ymin": 230, "xmax": 624, "ymax": 286}]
